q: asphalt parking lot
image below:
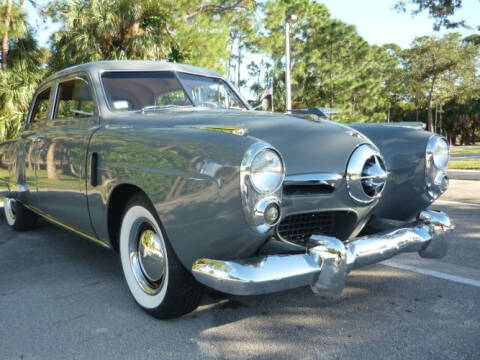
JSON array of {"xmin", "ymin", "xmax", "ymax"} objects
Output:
[{"xmin": 1, "ymin": 186, "xmax": 479, "ymax": 360}]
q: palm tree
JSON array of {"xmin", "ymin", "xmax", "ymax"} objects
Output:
[
  {"xmin": 0, "ymin": 59, "xmax": 44, "ymax": 140},
  {"xmin": 48, "ymin": 0, "xmax": 257, "ymax": 72},
  {"xmin": 1, "ymin": 0, "xmax": 28, "ymax": 70}
]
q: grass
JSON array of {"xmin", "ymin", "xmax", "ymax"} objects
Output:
[
  {"xmin": 450, "ymin": 147, "xmax": 480, "ymax": 154},
  {"xmin": 449, "ymin": 160, "xmax": 480, "ymax": 170}
]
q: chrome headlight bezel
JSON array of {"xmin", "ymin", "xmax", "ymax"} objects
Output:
[
  {"xmin": 240, "ymin": 142, "xmax": 285, "ymax": 233},
  {"xmin": 425, "ymin": 135, "xmax": 450, "ymax": 200}
]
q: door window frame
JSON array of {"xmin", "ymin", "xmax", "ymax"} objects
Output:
[
  {"xmin": 52, "ymin": 72, "xmax": 99, "ymax": 122},
  {"xmin": 25, "ymin": 83, "xmax": 56, "ymax": 130}
]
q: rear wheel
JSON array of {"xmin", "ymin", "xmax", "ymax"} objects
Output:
[
  {"xmin": 3, "ymin": 197, "xmax": 38, "ymax": 231},
  {"xmin": 119, "ymin": 194, "xmax": 203, "ymax": 319}
]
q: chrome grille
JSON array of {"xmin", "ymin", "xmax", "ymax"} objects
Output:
[{"xmin": 277, "ymin": 212, "xmax": 335, "ymax": 244}]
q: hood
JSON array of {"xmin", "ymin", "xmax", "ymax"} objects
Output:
[{"xmin": 114, "ymin": 109, "xmax": 371, "ymax": 175}]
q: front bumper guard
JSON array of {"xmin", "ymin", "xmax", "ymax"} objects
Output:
[{"xmin": 192, "ymin": 210, "xmax": 453, "ymax": 296}]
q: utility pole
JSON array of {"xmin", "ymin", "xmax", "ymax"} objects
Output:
[
  {"xmin": 285, "ymin": 13, "xmax": 297, "ymax": 113},
  {"xmin": 285, "ymin": 16, "xmax": 292, "ymax": 113}
]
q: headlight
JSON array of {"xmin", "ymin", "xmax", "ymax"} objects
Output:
[
  {"xmin": 425, "ymin": 135, "xmax": 450, "ymax": 200},
  {"xmin": 240, "ymin": 143, "xmax": 285, "ymax": 233},
  {"xmin": 429, "ymin": 137, "xmax": 449, "ymax": 170},
  {"xmin": 250, "ymin": 149, "xmax": 284, "ymax": 194}
]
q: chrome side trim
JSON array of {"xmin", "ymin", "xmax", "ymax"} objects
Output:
[
  {"xmin": 192, "ymin": 210, "xmax": 452, "ymax": 296},
  {"xmin": 23, "ymin": 203, "xmax": 110, "ymax": 248},
  {"xmin": 284, "ymin": 173, "xmax": 342, "ymax": 188}
]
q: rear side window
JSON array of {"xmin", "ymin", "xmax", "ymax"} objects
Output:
[
  {"xmin": 55, "ymin": 78, "xmax": 95, "ymax": 119},
  {"xmin": 30, "ymin": 88, "xmax": 51, "ymax": 124}
]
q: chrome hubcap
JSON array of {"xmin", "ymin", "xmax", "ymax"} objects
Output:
[
  {"xmin": 138, "ymin": 229, "xmax": 166, "ymax": 282},
  {"xmin": 129, "ymin": 221, "xmax": 166, "ymax": 294}
]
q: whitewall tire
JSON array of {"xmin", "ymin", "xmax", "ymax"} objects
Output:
[
  {"xmin": 3, "ymin": 198, "xmax": 38, "ymax": 231},
  {"xmin": 119, "ymin": 194, "xmax": 203, "ymax": 319}
]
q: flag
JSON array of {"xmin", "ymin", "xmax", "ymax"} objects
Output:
[{"xmin": 260, "ymin": 88, "xmax": 273, "ymax": 101}]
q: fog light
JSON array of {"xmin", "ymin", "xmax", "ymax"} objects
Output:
[{"xmin": 264, "ymin": 203, "xmax": 280, "ymax": 225}]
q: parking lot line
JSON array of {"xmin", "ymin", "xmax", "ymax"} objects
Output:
[
  {"xmin": 382, "ymin": 260, "xmax": 480, "ymax": 288},
  {"xmin": 435, "ymin": 199, "xmax": 480, "ymax": 207}
]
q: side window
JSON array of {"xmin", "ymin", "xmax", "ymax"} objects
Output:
[
  {"xmin": 55, "ymin": 78, "xmax": 95, "ymax": 119},
  {"xmin": 30, "ymin": 88, "xmax": 51, "ymax": 124}
]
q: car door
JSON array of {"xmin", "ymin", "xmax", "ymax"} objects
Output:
[
  {"xmin": 34, "ymin": 74, "xmax": 100, "ymax": 237},
  {"xmin": 17, "ymin": 86, "xmax": 54, "ymax": 206}
]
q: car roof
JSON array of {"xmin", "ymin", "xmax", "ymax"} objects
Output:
[{"xmin": 42, "ymin": 60, "xmax": 223, "ymax": 84}]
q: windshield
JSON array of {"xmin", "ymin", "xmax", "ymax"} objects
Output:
[
  {"xmin": 101, "ymin": 71, "xmax": 246, "ymax": 112},
  {"xmin": 177, "ymin": 73, "xmax": 246, "ymax": 110}
]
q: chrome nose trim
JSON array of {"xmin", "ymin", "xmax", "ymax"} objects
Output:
[
  {"xmin": 283, "ymin": 173, "xmax": 342, "ymax": 188},
  {"xmin": 192, "ymin": 210, "xmax": 452, "ymax": 296}
]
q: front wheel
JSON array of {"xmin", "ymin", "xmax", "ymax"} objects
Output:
[
  {"xmin": 119, "ymin": 194, "xmax": 203, "ymax": 319},
  {"xmin": 3, "ymin": 197, "xmax": 38, "ymax": 231}
]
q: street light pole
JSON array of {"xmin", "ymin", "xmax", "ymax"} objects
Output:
[{"xmin": 285, "ymin": 16, "xmax": 292, "ymax": 113}]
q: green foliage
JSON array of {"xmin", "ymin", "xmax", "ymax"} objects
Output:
[
  {"xmin": 47, "ymin": 0, "xmax": 256, "ymax": 74},
  {"xmin": 395, "ymin": 0, "xmax": 476, "ymax": 30},
  {"xmin": 449, "ymin": 160, "xmax": 480, "ymax": 170},
  {"xmin": 451, "ymin": 147, "xmax": 480, "ymax": 154},
  {"xmin": 0, "ymin": 59, "xmax": 46, "ymax": 140}
]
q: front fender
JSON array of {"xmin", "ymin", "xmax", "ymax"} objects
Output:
[
  {"xmin": 87, "ymin": 124, "xmax": 267, "ymax": 268},
  {"xmin": 350, "ymin": 124, "xmax": 433, "ymax": 221}
]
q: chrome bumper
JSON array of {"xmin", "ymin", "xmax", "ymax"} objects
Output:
[{"xmin": 192, "ymin": 210, "xmax": 453, "ymax": 296}]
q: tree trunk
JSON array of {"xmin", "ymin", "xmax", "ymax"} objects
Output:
[
  {"xmin": 427, "ymin": 107, "xmax": 433, "ymax": 132},
  {"xmin": 1, "ymin": 0, "xmax": 13, "ymax": 71},
  {"xmin": 438, "ymin": 104, "xmax": 443, "ymax": 135},
  {"xmin": 237, "ymin": 42, "xmax": 241, "ymax": 87},
  {"xmin": 426, "ymin": 76, "xmax": 436, "ymax": 131}
]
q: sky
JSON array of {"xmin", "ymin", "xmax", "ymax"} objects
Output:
[{"xmin": 322, "ymin": 0, "xmax": 480, "ymax": 48}]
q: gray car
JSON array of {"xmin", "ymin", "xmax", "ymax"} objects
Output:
[{"xmin": 0, "ymin": 61, "xmax": 453, "ymax": 319}]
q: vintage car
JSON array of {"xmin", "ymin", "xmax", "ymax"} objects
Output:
[{"xmin": 0, "ymin": 61, "xmax": 452, "ymax": 319}]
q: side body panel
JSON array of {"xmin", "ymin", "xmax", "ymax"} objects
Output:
[
  {"xmin": 87, "ymin": 124, "xmax": 267, "ymax": 268},
  {"xmin": 34, "ymin": 117, "xmax": 100, "ymax": 236}
]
